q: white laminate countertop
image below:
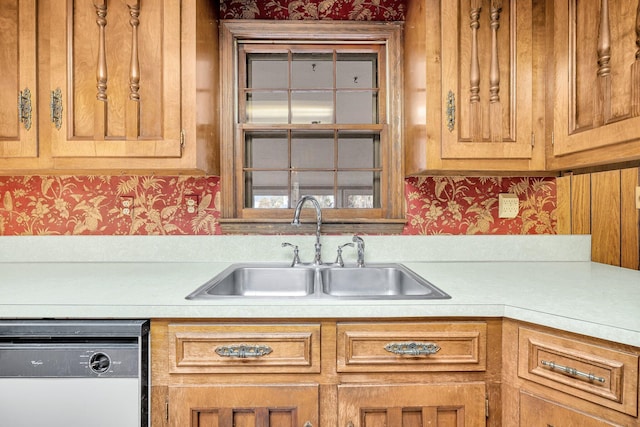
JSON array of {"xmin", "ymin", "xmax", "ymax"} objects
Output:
[{"xmin": 1, "ymin": 235, "xmax": 639, "ymax": 347}]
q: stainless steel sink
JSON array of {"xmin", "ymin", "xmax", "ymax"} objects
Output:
[
  {"xmin": 186, "ymin": 263, "xmax": 450, "ymax": 300},
  {"xmin": 186, "ymin": 264, "xmax": 315, "ymax": 298},
  {"xmin": 320, "ymin": 264, "xmax": 450, "ymax": 299}
]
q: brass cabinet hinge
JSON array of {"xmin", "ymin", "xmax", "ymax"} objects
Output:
[
  {"xmin": 180, "ymin": 129, "xmax": 185, "ymax": 152},
  {"xmin": 18, "ymin": 88, "xmax": 32, "ymax": 131},
  {"xmin": 485, "ymin": 395, "xmax": 489, "ymax": 418},
  {"xmin": 551, "ymin": 131, "xmax": 555, "ymax": 146},
  {"xmin": 531, "ymin": 132, "xmax": 535, "ymax": 147},
  {"xmin": 166, "ymin": 399, "xmax": 169, "ymax": 422}
]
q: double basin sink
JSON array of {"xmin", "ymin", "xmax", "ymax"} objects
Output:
[{"xmin": 186, "ymin": 263, "xmax": 451, "ymax": 300}]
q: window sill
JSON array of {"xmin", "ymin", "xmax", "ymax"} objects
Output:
[{"xmin": 218, "ymin": 218, "xmax": 407, "ymax": 235}]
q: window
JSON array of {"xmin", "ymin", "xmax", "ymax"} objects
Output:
[{"xmin": 219, "ymin": 21, "xmax": 405, "ymax": 234}]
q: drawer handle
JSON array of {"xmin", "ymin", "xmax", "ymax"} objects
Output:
[
  {"xmin": 215, "ymin": 344, "xmax": 273, "ymax": 358},
  {"xmin": 384, "ymin": 342, "xmax": 440, "ymax": 356},
  {"xmin": 541, "ymin": 360, "xmax": 606, "ymax": 383}
]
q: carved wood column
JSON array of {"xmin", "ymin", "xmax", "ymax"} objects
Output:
[
  {"xmin": 94, "ymin": 0, "xmax": 108, "ymax": 140},
  {"xmin": 489, "ymin": 0, "xmax": 502, "ymax": 142},
  {"xmin": 469, "ymin": 0, "xmax": 482, "ymax": 140},
  {"xmin": 595, "ymin": 0, "xmax": 611, "ymax": 126},
  {"xmin": 632, "ymin": 0, "xmax": 640, "ymax": 117},
  {"xmin": 126, "ymin": 0, "xmax": 141, "ymax": 140}
]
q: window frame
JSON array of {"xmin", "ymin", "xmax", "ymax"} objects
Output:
[{"xmin": 219, "ymin": 20, "xmax": 405, "ymax": 234}]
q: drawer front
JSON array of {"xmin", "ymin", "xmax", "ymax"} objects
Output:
[
  {"xmin": 337, "ymin": 322, "xmax": 486, "ymax": 372},
  {"xmin": 518, "ymin": 327, "xmax": 639, "ymax": 417},
  {"xmin": 168, "ymin": 323, "xmax": 320, "ymax": 374}
]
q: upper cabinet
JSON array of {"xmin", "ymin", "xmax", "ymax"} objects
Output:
[
  {"xmin": 0, "ymin": 0, "xmax": 219, "ymax": 175},
  {"xmin": 405, "ymin": 0, "xmax": 546, "ymax": 173},
  {"xmin": 0, "ymin": 0, "xmax": 38, "ymax": 160},
  {"xmin": 549, "ymin": 0, "xmax": 640, "ymax": 170}
]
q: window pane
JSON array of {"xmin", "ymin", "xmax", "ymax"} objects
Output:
[
  {"xmin": 295, "ymin": 171, "xmax": 335, "ymax": 208},
  {"xmin": 292, "ymin": 131, "xmax": 334, "ymax": 169},
  {"xmin": 245, "ymin": 171, "xmax": 289, "ymax": 208},
  {"xmin": 337, "ymin": 171, "xmax": 379, "ymax": 208},
  {"xmin": 336, "ymin": 91, "xmax": 377, "ymax": 123},
  {"xmin": 247, "ymin": 53, "xmax": 288, "ymax": 89},
  {"xmin": 291, "ymin": 91, "xmax": 333, "ymax": 124},
  {"xmin": 246, "ymin": 92, "xmax": 289, "ymax": 123},
  {"xmin": 292, "ymin": 53, "xmax": 333, "ymax": 88},
  {"xmin": 338, "ymin": 132, "xmax": 379, "ymax": 169},
  {"xmin": 336, "ymin": 53, "xmax": 376, "ymax": 88},
  {"xmin": 245, "ymin": 131, "xmax": 289, "ymax": 169}
]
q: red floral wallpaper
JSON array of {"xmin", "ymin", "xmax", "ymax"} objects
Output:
[
  {"xmin": 0, "ymin": 176, "xmax": 556, "ymax": 236},
  {"xmin": 220, "ymin": 0, "xmax": 406, "ymax": 21}
]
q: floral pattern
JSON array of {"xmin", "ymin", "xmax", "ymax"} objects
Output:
[
  {"xmin": 403, "ymin": 177, "xmax": 556, "ymax": 235},
  {"xmin": 0, "ymin": 175, "xmax": 556, "ymax": 236},
  {"xmin": 220, "ymin": 0, "xmax": 406, "ymax": 21}
]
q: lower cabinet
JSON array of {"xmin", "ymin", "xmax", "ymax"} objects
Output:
[
  {"xmin": 168, "ymin": 384, "xmax": 319, "ymax": 427},
  {"xmin": 338, "ymin": 383, "xmax": 486, "ymax": 427},
  {"xmin": 151, "ymin": 319, "xmax": 494, "ymax": 427}
]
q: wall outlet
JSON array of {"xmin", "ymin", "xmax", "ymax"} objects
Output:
[
  {"xmin": 185, "ymin": 195, "xmax": 199, "ymax": 214},
  {"xmin": 119, "ymin": 196, "xmax": 134, "ymax": 216},
  {"xmin": 636, "ymin": 186, "xmax": 640, "ymax": 210},
  {"xmin": 498, "ymin": 193, "xmax": 519, "ymax": 218}
]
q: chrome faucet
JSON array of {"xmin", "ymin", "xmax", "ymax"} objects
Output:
[
  {"xmin": 352, "ymin": 235, "xmax": 365, "ymax": 267},
  {"xmin": 292, "ymin": 195, "xmax": 323, "ymax": 265}
]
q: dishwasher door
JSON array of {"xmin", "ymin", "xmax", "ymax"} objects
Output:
[{"xmin": 0, "ymin": 320, "xmax": 148, "ymax": 427}]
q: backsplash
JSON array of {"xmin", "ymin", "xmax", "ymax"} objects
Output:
[{"xmin": 0, "ymin": 176, "xmax": 556, "ymax": 235}]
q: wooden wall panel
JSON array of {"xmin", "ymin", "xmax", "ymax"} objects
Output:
[
  {"xmin": 555, "ymin": 175, "xmax": 571, "ymax": 234},
  {"xmin": 621, "ymin": 168, "xmax": 640, "ymax": 270},
  {"xmin": 571, "ymin": 174, "xmax": 591, "ymax": 235},
  {"xmin": 591, "ymin": 170, "xmax": 621, "ymax": 266}
]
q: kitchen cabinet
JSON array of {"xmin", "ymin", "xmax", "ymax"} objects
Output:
[
  {"xmin": 549, "ymin": 0, "xmax": 640, "ymax": 170},
  {"xmin": 0, "ymin": 0, "xmax": 39, "ymax": 161},
  {"xmin": 502, "ymin": 319, "xmax": 640, "ymax": 426},
  {"xmin": 404, "ymin": 0, "xmax": 546, "ymax": 173},
  {"xmin": 151, "ymin": 319, "xmax": 496, "ymax": 427},
  {"xmin": 1, "ymin": 0, "xmax": 219, "ymax": 174}
]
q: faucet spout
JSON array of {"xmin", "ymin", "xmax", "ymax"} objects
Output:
[{"xmin": 292, "ymin": 196, "xmax": 323, "ymax": 265}]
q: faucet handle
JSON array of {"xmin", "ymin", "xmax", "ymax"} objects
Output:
[
  {"xmin": 281, "ymin": 242, "xmax": 301, "ymax": 267},
  {"xmin": 335, "ymin": 242, "xmax": 354, "ymax": 267}
]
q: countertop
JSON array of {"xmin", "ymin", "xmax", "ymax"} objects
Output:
[{"xmin": 1, "ymin": 235, "xmax": 639, "ymax": 347}]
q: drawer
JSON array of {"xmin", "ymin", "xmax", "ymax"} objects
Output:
[
  {"xmin": 168, "ymin": 323, "xmax": 320, "ymax": 374},
  {"xmin": 337, "ymin": 321, "xmax": 486, "ymax": 372},
  {"xmin": 518, "ymin": 327, "xmax": 639, "ymax": 417}
]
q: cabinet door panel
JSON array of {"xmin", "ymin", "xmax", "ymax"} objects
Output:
[
  {"xmin": 49, "ymin": 0, "xmax": 181, "ymax": 158},
  {"xmin": 169, "ymin": 385, "xmax": 319, "ymax": 427},
  {"xmin": 440, "ymin": 0, "xmax": 533, "ymax": 159},
  {"xmin": 552, "ymin": 0, "xmax": 640, "ymax": 166},
  {"xmin": 338, "ymin": 383, "xmax": 486, "ymax": 427},
  {"xmin": 520, "ymin": 392, "xmax": 623, "ymax": 427},
  {"xmin": 0, "ymin": 0, "xmax": 37, "ymax": 158}
]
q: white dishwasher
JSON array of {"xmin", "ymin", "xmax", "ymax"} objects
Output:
[{"xmin": 0, "ymin": 320, "xmax": 149, "ymax": 427}]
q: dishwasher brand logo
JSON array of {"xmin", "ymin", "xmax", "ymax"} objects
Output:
[{"xmin": 30, "ymin": 360, "xmax": 44, "ymax": 366}]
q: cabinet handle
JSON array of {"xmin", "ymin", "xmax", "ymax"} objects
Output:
[
  {"xmin": 541, "ymin": 360, "xmax": 606, "ymax": 383},
  {"xmin": 346, "ymin": 422, "xmax": 354, "ymax": 427},
  {"xmin": 18, "ymin": 88, "xmax": 32, "ymax": 131},
  {"xmin": 50, "ymin": 88, "xmax": 63, "ymax": 130},
  {"xmin": 215, "ymin": 344, "xmax": 273, "ymax": 358},
  {"xmin": 446, "ymin": 90, "xmax": 456, "ymax": 132},
  {"xmin": 303, "ymin": 422, "xmax": 312, "ymax": 427},
  {"xmin": 384, "ymin": 342, "xmax": 440, "ymax": 356}
]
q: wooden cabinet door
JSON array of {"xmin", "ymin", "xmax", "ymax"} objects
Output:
[
  {"xmin": 519, "ymin": 392, "xmax": 623, "ymax": 427},
  {"xmin": 0, "ymin": 0, "xmax": 37, "ymax": 158},
  {"xmin": 551, "ymin": 0, "xmax": 640, "ymax": 169},
  {"xmin": 48, "ymin": 0, "xmax": 182, "ymax": 160},
  {"xmin": 405, "ymin": 0, "xmax": 544, "ymax": 173},
  {"xmin": 338, "ymin": 383, "xmax": 486, "ymax": 427},
  {"xmin": 168, "ymin": 385, "xmax": 318, "ymax": 427}
]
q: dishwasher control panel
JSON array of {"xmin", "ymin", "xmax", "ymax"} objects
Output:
[{"xmin": 0, "ymin": 343, "xmax": 139, "ymax": 378}]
